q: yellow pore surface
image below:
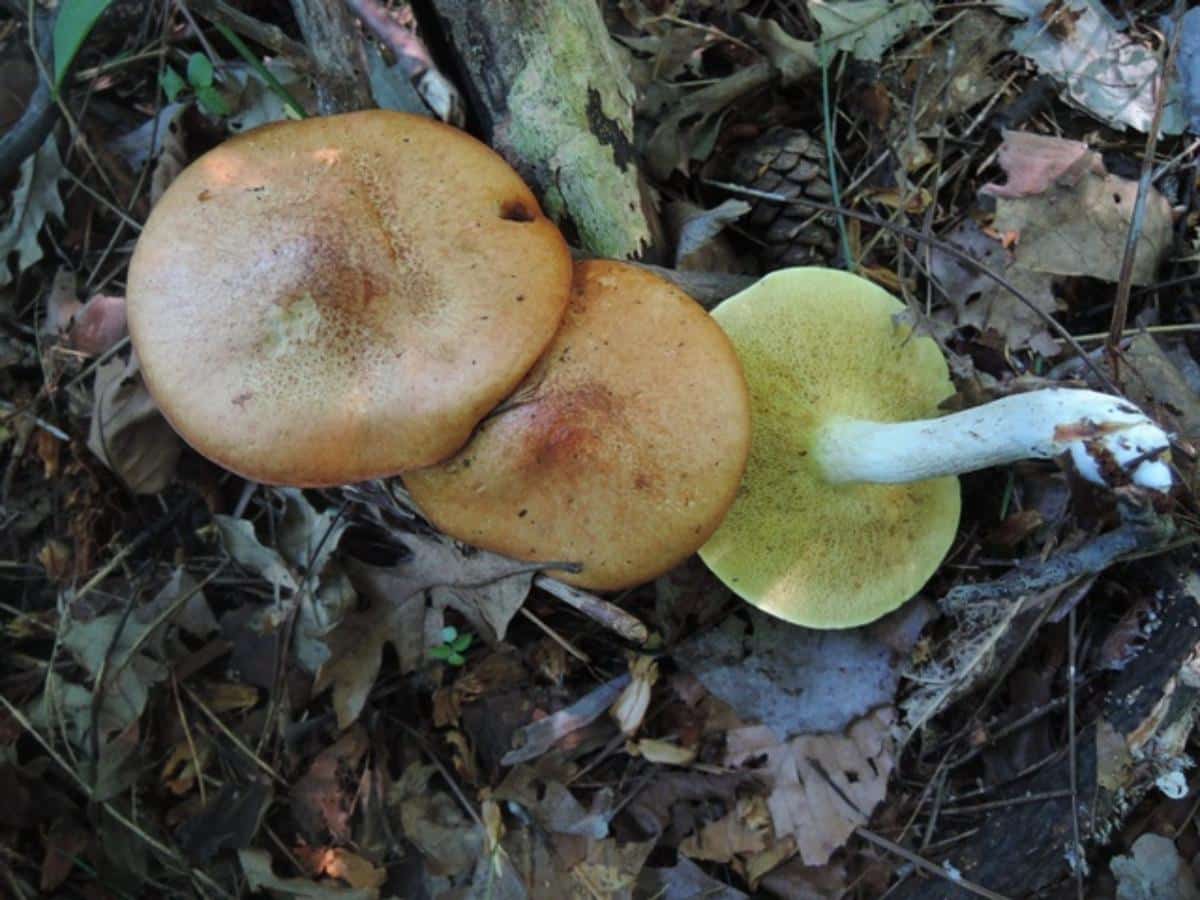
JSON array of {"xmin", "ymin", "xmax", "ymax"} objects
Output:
[{"xmin": 699, "ymin": 268, "xmax": 961, "ymax": 629}]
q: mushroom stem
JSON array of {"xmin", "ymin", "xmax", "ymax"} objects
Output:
[{"xmin": 814, "ymin": 388, "xmax": 1173, "ymax": 492}]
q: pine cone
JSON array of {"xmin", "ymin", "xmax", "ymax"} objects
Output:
[{"xmin": 729, "ymin": 127, "xmax": 837, "ymax": 267}]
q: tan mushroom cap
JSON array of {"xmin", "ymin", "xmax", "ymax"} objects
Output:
[
  {"xmin": 699, "ymin": 268, "xmax": 961, "ymax": 629},
  {"xmin": 127, "ymin": 110, "xmax": 572, "ymax": 485},
  {"xmin": 403, "ymin": 260, "xmax": 752, "ymax": 591}
]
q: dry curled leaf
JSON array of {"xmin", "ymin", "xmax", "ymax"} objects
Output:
[
  {"xmin": 930, "ymin": 217, "xmax": 1060, "ymax": 355},
  {"xmin": 291, "ymin": 726, "xmax": 369, "ymax": 843},
  {"xmin": 314, "ymin": 535, "xmax": 544, "ymax": 728},
  {"xmin": 239, "ymin": 847, "xmax": 374, "ymax": 899},
  {"xmin": 88, "ymin": 353, "xmax": 181, "ymax": 494},
  {"xmin": 983, "ymin": 131, "xmax": 1172, "ymax": 284},
  {"xmin": 725, "ymin": 707, "xmax": 897, "ymax": 866},
  {"xmin": 611, "ymin": 655, "xmax": 658, "ymax": 736},
  {"xmin": 992, "ymin": 0, "xmax": 1184, "ymax": 134},
  {"xmin": 0, "ymin": 135, "xmax": 65, "ymax": 286}
]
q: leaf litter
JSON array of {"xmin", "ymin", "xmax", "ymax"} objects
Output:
[{"xmin": 3, "ymin": 1, "xmax": 1200, "ymax": 897}]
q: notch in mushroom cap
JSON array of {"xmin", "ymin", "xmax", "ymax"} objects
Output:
[
  {"xmin": 403, "ymin": 260, "xmax": 752, "ymax": 591},
  {"xmin": 700, "ymin": 267, "xmax": 1173, "ymax": 630},
  {"xmin": 126, "ymin": 110, "xmax": 572, "ymax": 486}
]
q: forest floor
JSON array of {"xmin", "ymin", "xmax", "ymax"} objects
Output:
[{"xmin": 2, "ymin": 1, "xmax": 1200, "ymax": 898}]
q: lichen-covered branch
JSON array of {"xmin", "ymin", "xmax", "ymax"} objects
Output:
[{"xmin": 421, "ymin": 0, "xmax": 653, "ymax": 259}]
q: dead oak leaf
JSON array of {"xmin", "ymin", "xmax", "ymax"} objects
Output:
[
  {"xmin": 725, "ymin": 707, "xmax": 897, "ymax": 866},
  {"xmin": 313, "ymin": 534, "xmax": 551, "ymax": 728},
  {"xmin": 390, "ymin": 763, "xmax": 482, "ymax": 878},
  {"xmin": 292, "ymin": 725, "xmax": 369, "ymax": 843},
  {"xmin": 930, "ymin": 217, "xmax": 1061, "ymax": 356},
  {"xmin": 983, "ymin": 130, "xmax": 1172, "ymax": 285},
  {"xmin": 88, "ymin": 353, "xmax": 182, "ymax": 495},
  {"xmin": 678, "ymin": 795, "xmax": 771, "ymax": 862}
]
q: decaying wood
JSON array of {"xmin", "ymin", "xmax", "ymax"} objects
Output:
[
  {"xmin": 889, "ymin": 550, "xmax": 1200, "ymax": 899},
  {"xmin": 288, "ymin": 0, "xmax": 372, "ymax": 114},
  {"xmin": 189, "ymin": 0, "xmax": 309, "ymax": 66},
  {"xmin": 419, "ymin": 0, "xmax": 655, "ymax": 259}
]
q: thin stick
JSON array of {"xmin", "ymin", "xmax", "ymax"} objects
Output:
[
  {"xmin": 519, "ymin": 606, "xmax": 590, "ymax": 663},
  {"xmin": 171, "ymin": 675, "xmax": 207, "ymax": 805},
  {"xmin": 939, "ymin": 789, "xmax": 1072, "ymax": 816},
  {"xmin": 182, "ymin": 684, "xmax": 287, "ymax": 786},
  {"xmin": 1108, "ymin": 0, "xmax": 1184, "ymax": 354},
  {"xmin": 187, "ymin": 0, "xmax": 309, "ymax": 63},
  {"xmin": 534, "ymin": 575, "xmax": 648, "ymax": 644},
  {"xmin": 855, "ymin": 827, "xmax": 1011, "ymax": 900},
  {"xmin": 1068, "ymin": 605, "xmax": 1084, "ymax": 900}
]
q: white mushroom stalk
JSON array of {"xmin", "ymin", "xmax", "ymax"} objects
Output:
[{"xmin": 813, "ymin": 388, "xmax": 1173, "ymax": 492}]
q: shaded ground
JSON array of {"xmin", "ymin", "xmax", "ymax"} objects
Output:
[{"xmin": 2, "ymin": 1, "xmax": 1200, "ymax": 897}]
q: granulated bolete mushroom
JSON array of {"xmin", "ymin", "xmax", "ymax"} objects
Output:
[
  {"xmin": 700, "ymin": 267, "xmax": 1173, "ymax": 629},
  {"xmin": 403, "ymin": 260, "xmax": 752, "ymax": 591},
  {"xmin": 127, "ymin": 110, "xmax": 571, "ymax": 485}
]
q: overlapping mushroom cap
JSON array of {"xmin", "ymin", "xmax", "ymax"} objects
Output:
[
  {"xmin": 404, "ymin": 260, "xmax": 752, "ymax": 590},
  {"xmin": 127, "ymin": 110, "xmax": 572, "ymax": 485},
  {"xmin": 699, "ymin": 268, "xmax": 961, "ymax": 628}
]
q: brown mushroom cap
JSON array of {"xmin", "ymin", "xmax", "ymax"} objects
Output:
[
  {"xmin": 127, "ymin": 110, "xmax": 572, "ymax": 485},
  {"xmin": 403, "ymin": 260, "xmax": 752, "ymax": 591}
]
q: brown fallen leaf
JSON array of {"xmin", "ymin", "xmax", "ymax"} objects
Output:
[
  {"xmin": 305, "ymin": 847, "xmax": 387, "ymax": 892},
  {"xmin": 725, "ymin": 707, "xmax": 897, "ymax": 866},
  {"xmin": 679, "ymin": 794, "xmax": 771, "ymax": 862},
  {"xmin": 637, "ymin": 857, "xmax": 749, "ymax": 900},
  {"xmin": 391, "ymin": 763, "xmax": 482, "ymax": 877},
  {"xmin": 495, "ymin": 767, "xmax": 610, "ymax": 840},
  {"xmin": 239, "ymin": 847, "xmax": 375, "ymax": 899},
  {"xmin": 982, "ymin": 130, "xmax": 1095, "ymax": 198},
  {"xmin": 929, "ymin": 217, "xmax": 1061, "ymax": 356},
  {"xmin": 501, "ymin": 674, "xmax": 630, "ymax": 766},
  {"xmin": 571, "ymin": 835, "xmax": 657, "ymax": 899},
  {"xmin": 982, "ymin": 130, "xmax": 1172, "ymax": 284},
  {"xmin": 87, "ymin": 353, "xmax": 181, "ymax": 494},
  {"xmin": 292, "ymin": 726, "xmax": 369, "ymax": 843},
  {"xmin": 610, "ymin": 654, "xmax": 658, "ymax": 736},
  {"xmin": 314, "ymin": 537, "xmax": 547, "ymax": 728}
]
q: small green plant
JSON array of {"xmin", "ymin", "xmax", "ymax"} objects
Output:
[
  {"xmin": 161, "ymin": 53, "xmax": 230, "ymax": 117},
  {"xmin": 430, "ymin": 626, "xmax": 473, "ymax": 666}
]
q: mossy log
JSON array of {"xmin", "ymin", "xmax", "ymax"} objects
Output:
[{"xmin": 421, "ymin": 0, "xmax": 654, "ymax": 260}]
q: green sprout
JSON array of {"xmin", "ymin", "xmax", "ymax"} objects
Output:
[
  {"xmin": 430, "ymin": 626, "xmax": 473, "ymax": 666},
  {"xmin": 161, "ymin": 52, "xmax": 230, "ymax": 117}
]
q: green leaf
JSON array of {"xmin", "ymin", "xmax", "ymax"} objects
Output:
[
  {"xmin": 52, "ymin": 0, "xmax": 114, "ymax": 91},
  {"xmin": 213, "ymin": 21, "xmax": 307, "ymax": 120},
  {"xmin": 186, "ymin": 52, "xmax": 214, "ymax": 89},
  {"xmin": 451, "ymin": 633, "xmax": 473, "ymax": 653},
  {"xmin": 195, "ymin": 85, "xmax": 231, "ymax": 117},
  {"xmin": 160, "ymin": 67, "xmax": 186, "ymax": 102},
  {"xmin": 440, "ymin": 626, "xmax": 458, "ymax": 644},
  {"xmin": 447, "ymin": 652, "xmax": 465, "ymax": 666},
  {"xmin": 429, "ymin": 645, "xmax": 452, "ymax": 661}
]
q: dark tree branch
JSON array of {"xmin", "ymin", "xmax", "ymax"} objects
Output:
[
  {"xmin": 0, "ymin": 6, "xmax": 57, "ymax": 182},
  {"xmin": 288, "ymin": 0, "xmax": 373, "ymax": 115}
]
